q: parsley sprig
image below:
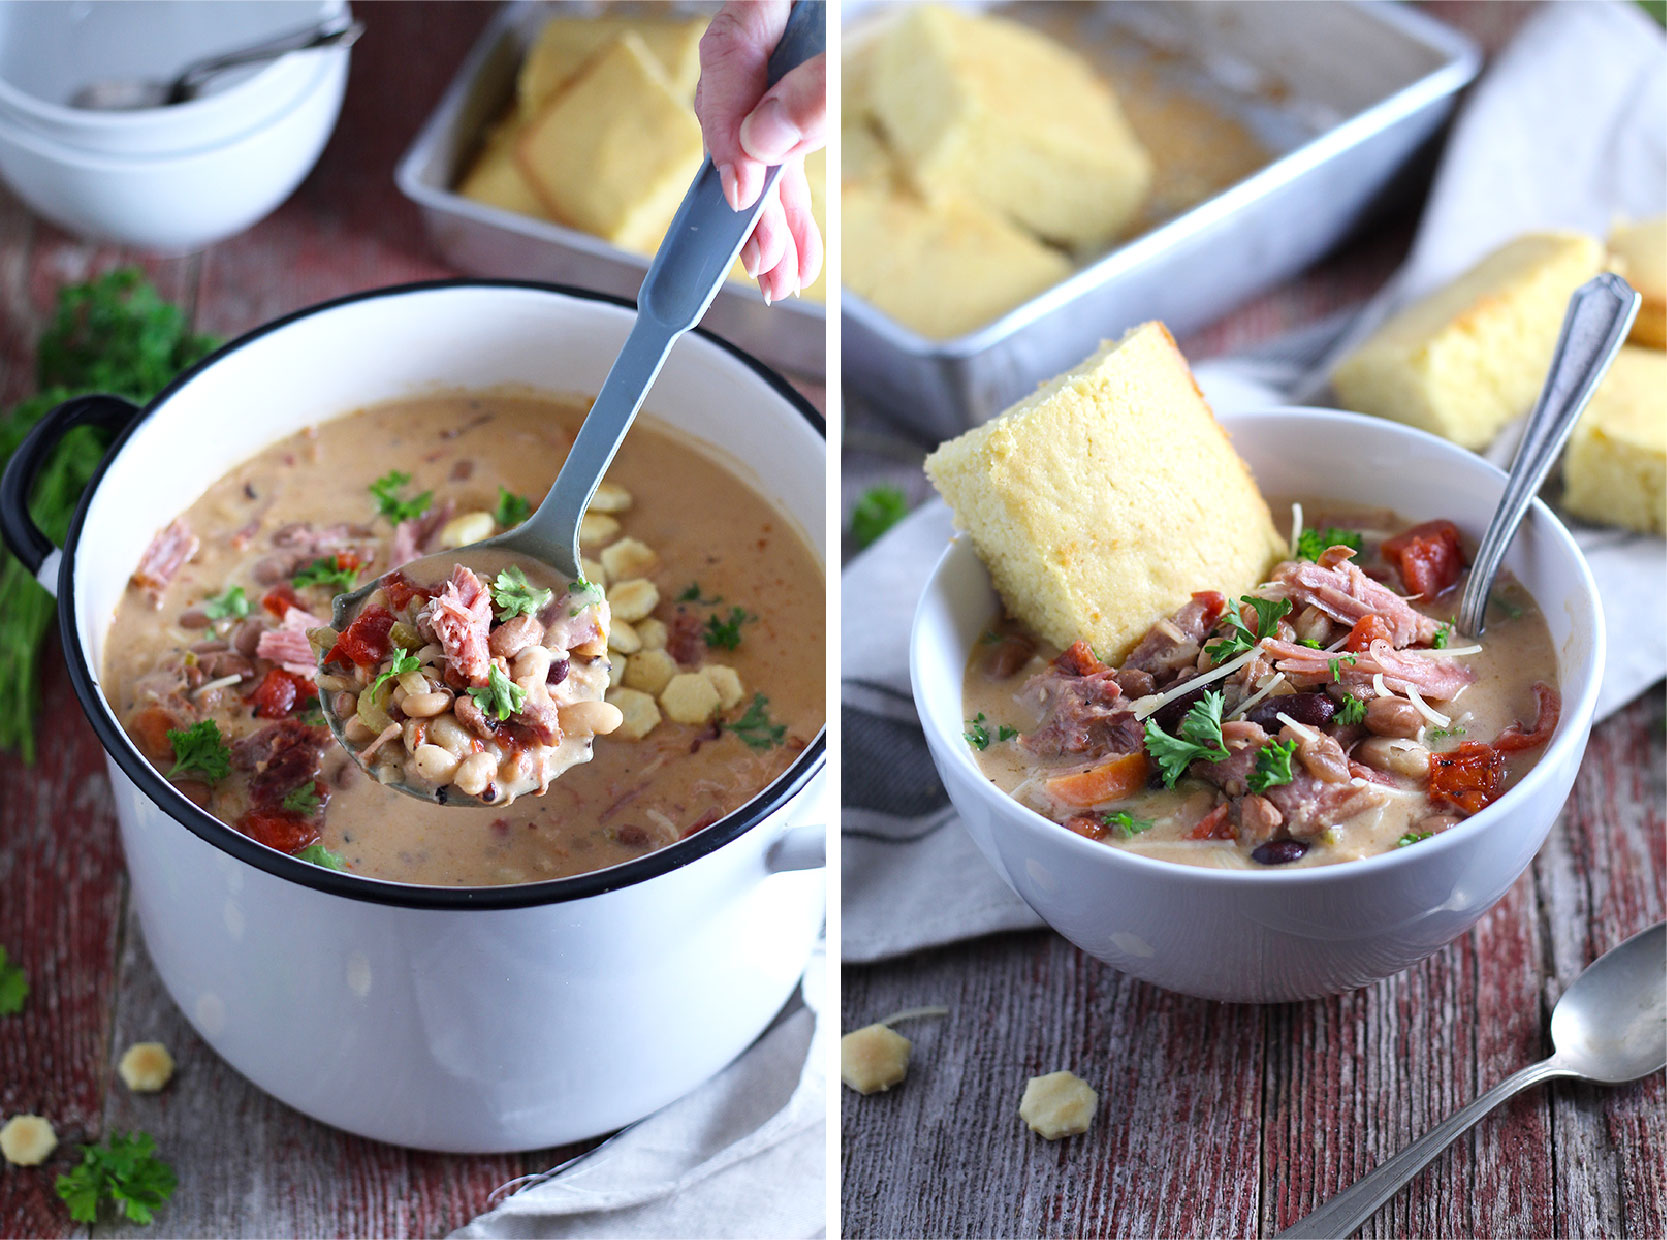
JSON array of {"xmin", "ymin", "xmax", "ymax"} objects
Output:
[
  {"xmin": 291, "ymin": 556, "xmax": 358, "ymax": 592},
  {"xmin": 370, "ymin": 648, "xmax": 421, "ymax": 695},
  {"xmin": 964, "ymin": 713, "xmax": 991, "ymax": 750},
  {"xmin": 850, "ymin": 484, "xmax": 909, "ymax": 550},
  {"xmin": 729, "ymin": 694, "xmax": 786, "ymax": 750},
  {"xmin": 201, "ymin": 584, "xmax": 249, "ymax": 620},
  {"xmin": 1246, "ymin": 738, "xmax": 1298, "ymax": 794},
  {"xmin": 493, "ymin": 486, "xmax": 531, "ymax": 528},
  {"xmin": 165, "ymin": 720, "xmax": 230, "ymax": 783},
  {"xmin": 1397, "ymin": 831, "xmax": 1434, "ymax": 848},
  {"xmin": 1143, "ymin": 690, "xmax": 1230, "ymax": 787},
  {"xmin": 1335, "ymin": 694, "xmax": 1367, "ymax": 726},
  {"xmin": 369, "ymin": 470, "xmax": 432, "ymax": 524},
  {"xmin": 704, "ymin": 607, "xmax": 754, "ymax": 651},
  {"xmin": 1102, "ymin": 811, "xmax": 1154, "ymax": 838},
  {"xmin": 0, "ymin": 945, "xmax": 28, "ymax": 1015},
  {"xmin": 1431, "ymin": 624, "xmax": 1450, "ymax": 650},
  {"xmin": 294, "ymin": 843, "xmax": 346, "ymax": 870},
  {"xmin": 1206, "ymin": 596, "xmax": 1292, "ymax": 662},
  {"xmin": 467, "ymin": 665, "xmax": 527, "ymax": 722},
  {"xmin": 491, "ymin": 566, "xmax": 553, "ymax": 621},
  {"xmin": 55, "ymin": 1131, "xmax": 177, "ymax": 1225},
  {"xmin": 1294, "ymin": 526, "xmax": 1364, "ymax": 561},
  {"xmin": 677, "ymin": 583, "xmax": 722, "ymax": 605},
  {"xmin": 281, "ymin": 783, "xmax": 322, "ymax": 816}
]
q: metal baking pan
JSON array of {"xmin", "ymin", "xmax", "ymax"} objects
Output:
[
  {"xmin": 395, "ymin": 0, "xmax": 824, "ymax": 378},
  {"xmin": 843, "ymin": 0, "xmax": 1481, "ymax": 439}
]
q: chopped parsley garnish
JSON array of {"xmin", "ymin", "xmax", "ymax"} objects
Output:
[
  {"xmin": 368, "ymin": 469, "xmax": 433, "ymax": 524},
  {"xmin": 1299, "ymin": 637, "xmax": 1322, "ymax": 649},
  {"xmin": 1427, "ymin": 725, "xmax": 1467, "ymax": 740},
  {"xmin": 1206, "ymin": 596, "xmax": 1292, "ymax": 662},
  {"xmin": 569, "ymin": 578, "xmax": 603, "ymax": 616},
  {"xmin": 291, "ymin": 556, "xmax": 358, "ymax": 592},
  {"xmin": 1143, "ymin": 690, "xmax": 1230, "ymax": 787},
  {"xmin": 1397, "ymin": 831, "xmax": 1434, "ymax": 848},
  {"xmin": 850, "ymin": 484, "xmax": 909, "ymax": 550},
  {"xmin": 201, "ymin": 584, "xmax": 250, "ymax": 620},
  {"xmin": 1335, "ymin": 694, "xmax": 1368, "ymax": 726},
  {"xmin": 493, "ymin": 486, "xmax": 531, "ymax": 528},
  {"xmin": 677, "ymin": 583, "xmax": 722, "ymax": 605},
  {"xmin": 491, "ymin": 565, "xmax": 553, "ymax": 620},
  {"xmin": 1490, "ymin": 591, "xmax": 1524, "ymax": 620},
  {"xmin": 280, "ymin": 783, "xmax": 322, "ymax": 815},
  {"xmin": 55, "ymin": 1131, "xmax": 177, "ymax": 1225},
  {"xmin": 294, "ymin": 843, "xmax": 345, "ymax": 870},
  {"xmin": 1328, "ymin": 655, "xmax": 1358, "ymax": 682},
  {"xmin": 1431, "ymin": 624, "xmax": 1450, "ymax": 649},
  {"xmin": 165, "ymin": 720, "xmax": 230, "ymax": 783},
  {"xmin": 467, "ymin": 665, "xmax": 527, "ymax": 722},
  {"xmin": 1102, "ymin": 811, "xmax": 1154, "ymax": 838},
  {"xmin": 296, "ymin": 705, "xmax": 325, "ymax": 727},
  {"xmin": 1295, "ymin": 526, "xmax": 1364, "ymax": 561},
  {"xmin": 964, "ymin": 713, "xmax": 991, "ymax": 750},
  {"xmin": 370, "ymin": 648, "xmax": 420, "ymax": 695},
  {"xmin": 703, "ymin": 607, "xmax": 754, "ymax": 651},
  {"xmin": 1246, "ymin": 738, "xmax": 1299, "ymax": 793},
  {"xmin": 998, "ymin": 724, "xmax": 1019, "ymax": 742},
  {"xmin": 0, "ymin": 945, "xmax": 28, "ymax": 1015},
  {"xmin": 729, "ymin": 693, "xmax": 786, "ymax": 750}
]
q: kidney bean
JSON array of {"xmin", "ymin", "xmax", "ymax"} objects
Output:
[
  {"xmin": 1365, "ymin": 696, "xmax": 1423, "ymax": 739},
  {"xmin": 1251, "ymin": 839, "xmax": 1309, "ymax": 865},
  {"xmin": 546, "ymin": 658, "xmax": 570, "ymax": 686},
  {"xmin": 1153, "ymin": 683, "xmax": 1208, "ymax": 734},
  {"xmin": 1246, "ymin": 692, "xmax": 1335, "ymax": 732}
]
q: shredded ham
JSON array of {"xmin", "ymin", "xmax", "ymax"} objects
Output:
[
  {"xmin": 256, "ymin": 629, "xmax": 316, "ymax": 678},
  {"xmin": 132, "ymin": 519, "xmax": 199, "ymax": 604},
  {"xmin": 358, "ymin": 722, "xmax": 404, "ymax": 762},
  {"xmin": 1268, "ymin": 551, "xmax": 1439, "ymax": 647},
  {"xmin": 1262, "ymin": 637, "xmax": 1477, "ymax": 702},
  {"xmin": 388, "ymin": 520, "xmax": 419, "ymax": 568},
  {"xmin": 421, "ymin": 563, "xmax": 493, "ymax": 685}
]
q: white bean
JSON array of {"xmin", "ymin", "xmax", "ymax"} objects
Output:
[
  {"xmin": 425, "ymin": 714, "xmax": 472, "ymax": 757},
  {"xmin": 512, "ymin": 645, "xmax": 552, "ymax": 683},
  {"xmin": 453, "ymin": 751, "xmax": 497, "ymax": 796},
  {"xmin": 560, "ymin": 700, "xmax": 624, "ymax": 737},
  {"xmin": 343, "ymin": 717, "xmax": 375, "ymax": 744},
  {"xmin": 403, "ymin": 691, "xmax": 451, "ymax": 718},
  {"xmin": 411, "ymin": 743, "xmax": 460, "ymax": 783}
]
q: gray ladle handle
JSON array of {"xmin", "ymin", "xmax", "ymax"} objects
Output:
[
  {"xmin": 1455, "ymin": 273, "xmax": 1638, "ymax": 636},
  {"xmin": 1274, "ymin": 1057, "xmax": 1575, "ymax": 1238},
  {"xmin": 525, "ymin": 0, "xmax": 825, "ymax": 580}
]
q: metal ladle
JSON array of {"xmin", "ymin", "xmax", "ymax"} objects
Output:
[
  {"xmin": 1276, "ymin": 921, "xmax": 1666, "ymax": 1238},
  {"xmin": 317, "ymin": 0, "xmax": 826, "ymax": 803}
]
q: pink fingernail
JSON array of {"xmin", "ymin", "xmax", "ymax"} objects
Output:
[
  {"xmin": 734, "ymin": 162, "xmax": 762, "ymax": 210},
  {"xmin": 717, "ymin": 163, "xmax": 739, "ymax": 208},
  {"xmin": 739, "ymin": 99, "xmax": 801, "ymax": 163},
  {"xmin": 740, "ymin": 237, "xmax": 761, "ymax": 277}
]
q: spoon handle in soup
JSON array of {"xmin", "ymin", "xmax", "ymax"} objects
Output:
[
  {"xmin": 1274, "ymin": 1057, "xmax": 1575, "ymax": 1239},
  {"xmin": 1455, "ymin": 274, "xmax": 1638, "ymax": 636}
]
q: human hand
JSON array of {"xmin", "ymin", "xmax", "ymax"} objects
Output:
[{"xmin": 693, "ymin": 0, "xmax": 827, "ymax": 302}]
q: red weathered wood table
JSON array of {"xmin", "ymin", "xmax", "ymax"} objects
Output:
[
  {"xmin": 839, "ymin": 3, "xmax": 1666, "ymax": 1237},
  {"xmin": 0, "ymin": 6, "xmax": 818, "ymax": 1236}
]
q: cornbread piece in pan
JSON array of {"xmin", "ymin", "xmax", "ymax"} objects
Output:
[
  {"xmin": 517, "ymin": 35, "xmax": 705, "ymax": 255},
  {"xmin": 517, "ymin": 15, "xmax": 707, "ymax": 114},
  {"xmin": 457, "ymin": 118, "xmax": 548, "ymax": 219},
  {"xmin": 925, "ymin": 323, "xmax": 1285, "ymax": 660},
  {"xmin": 843, "ymin": 183, "xmax": 1071, "ymax": 340},
  {"xmin": 1608, "ymin": 215, "xmax": 1666, "ymax": 349},
  {"xmin": 1331, "ymin": 232, "xmax": 1605, "ymax": 449},
  {"xmin": 1563, "ymin": 346, "xmax": 1666, "ymax": 533},
  {"xmin": 867, "ymin": 4, "xmax": 1151, "ymax": 253}
]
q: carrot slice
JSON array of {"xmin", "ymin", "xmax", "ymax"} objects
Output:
[{"xmin": 1045, "ymin": 751, "xmax": 1150, "ymax": 809}]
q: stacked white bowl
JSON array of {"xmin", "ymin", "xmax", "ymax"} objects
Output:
[{"xmin": 0, "ymin": 0, "xmax": 352, "ymax": 252}]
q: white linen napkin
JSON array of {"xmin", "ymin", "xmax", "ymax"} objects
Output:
[
  {"xmin": 843, "ymin": 0, "xmax": 1666, "ymax": 965},
  {"xmin": 453, "ymin": 948, "xmax": 825, "ymax": 1239}
]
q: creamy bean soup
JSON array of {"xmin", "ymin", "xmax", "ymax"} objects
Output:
[
  {"xmin": 104, "ymin": 392, "xmax": 824, "ymax": 886},
  {"xmin": 962, "ymin": 507, "xmax": 1559, "ymax": 869}
]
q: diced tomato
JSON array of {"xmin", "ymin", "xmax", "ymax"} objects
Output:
[
  {"xmin": 323, "ymin": 605, "xmax": 396, "ymax": 667},
  {"xmin": 1188, "ymin": 803, "xmax": 1235, "ymax": 840},
  {"xmin": 1382, "ymin": 520, "xmax": 1465, "ymax": 599},
  {"xmin": 246, "ymin": 668, "xmax": 317, "ymax": 719},
  {"xmin": 261, "ymin": 583, "xmax": 298, "ymax": 618},
  {"xmin": 1344, "ymin": 614, "xmax": 1394, "ymax": 652},
  {"xmin": 333, "ymin": 550, "xmax": 365, "ymax": 573},
  {"xmin": 1193, "ymin": 590, "xmax": 1229, "ymax": 627},
  {"xmin": 1055, "ymin": 640, "xmax": 1109, "ymax": 678},
  {"xmin": 1493, "ymin": 682, "xmax": 1561, "ymax": 753},
  {"xmin": 129, "ymin": 706, "xmax": 179, "ymax": 761},
  {"xmin": 1063, "ymin": 814, "xmax": 1109, "ymax": 842},
  {"xmin": 1428, "ymin": 742, "xmax": 1504, "ymax": 815},
  {"xmin": 236, "ymin": 809, "xmax": 320, "ymax": 853},
  {"xmin": 381, "ymin": 570, "xmax": 435, "ymax": 612}
]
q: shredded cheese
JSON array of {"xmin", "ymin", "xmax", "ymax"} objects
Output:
[
  {"xmin": 1372, "ymin": 672, "xmax": 1392, "ymax": 701},
  {"xmin": 1404, "ymin": 684, "xmax": 1451, "ymax": 728},
  {"xmin": 194, "ymin": 673, "xmax": 245, "ymax": 697},
  {"xmin": 1423, "ymin": 644, "xmax": 1484, "ymax": 657},
  {"xmin": 1231, "ymin": 673, "xmax": 1287, "ymax": 720},
  {"xmin": 1132, "ymin": 645, "xmax": 1262, "ymax": 721},
  {"xmin": 1276, "ymin": 712, "xmax": 1320, "ymax": 744},
  {"xmin": 1289, "ymin": 502, "xmax": 1303, "ymax": 558}
]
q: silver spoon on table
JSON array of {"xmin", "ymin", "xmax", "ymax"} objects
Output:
[
  {"xmin": 315, "ymin": 0, "xmax": 826, "ymax": 803},
  {"xmin": 1276, "ymin": 921, "xmax": 1667, "ymax": 1239},
  {"xmin": 70, "ymin": 14, "xmax": 364, "ymax": 110},
  {"xmin": 1454, "ymin": 272, "xmax": 1638, "ymax": 637}
]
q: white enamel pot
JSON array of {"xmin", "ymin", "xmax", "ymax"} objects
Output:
[
  {"xmin": 911, "ymin": 409, "xmax": 1603, "ymax": 1003},
  {"xmin": 0, "ymin": 282, "xmax": 827, "ymax": 1153}
]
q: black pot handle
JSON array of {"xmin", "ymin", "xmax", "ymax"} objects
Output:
[{"xmin": 0, "ymin": 393, "xmax": 140, "ymax": 578}]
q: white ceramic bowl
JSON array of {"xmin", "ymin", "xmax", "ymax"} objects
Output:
[
  {"xmin": 0, "ymin": 282, "xmax": 827, "ymax": 1152},
  {"xmin": 911, "ymin": 408, "xmax": 1603, "ymax": 1003},
  {"xmin": 0, "ymin": 0, "xmax": 344, "ymax": 155}
]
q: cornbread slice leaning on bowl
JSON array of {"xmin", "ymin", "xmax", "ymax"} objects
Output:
[
  {"xmin": 924, "ymin": 322, "xmax": 1285, "ymax": 661},
  {"xmin": 456, "ymin": 117, "xmax": 548, "ymax": 219},
  {"xmin": 1563, "ymin": 345, "xmax": 1666, "ymax": 534},
  {"xmin": 1330, "ymin": 231, "xmax": 1605, "ymax": 449},
  {"xmin": 517, "ymin": 15, "xmax": 707, "ymax": 115},
  {"xmin": 1607, "ymin": 214, "xmax": 1666, "ymax": 349},
  {"xmin": 867, "ymin": 3, "xmax": 1151, "ymax": 253}
]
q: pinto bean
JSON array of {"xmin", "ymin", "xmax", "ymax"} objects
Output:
[
  {"xmin": 1416, "ymin": 813, "xmax": 1459, "ymax": 835},
  {"xmin": 1282, "ymin": 724, "xmax": 1352, "ymax": 784},
  {"xmin": 1365, "ymin": 696, "xmax": 1423, "ymax": 739},
  {"xmin": 1293, "ymin": 606, "xmax": 1332, "ymax": 646},
  {"xmin": 983, "ymin": 633, "xmax": 1036, "ymax": 680},
  {"xmin": 179, "ymin": 610, "xmax": 212, "ymax": 630},
  {"xmin": 232, "ymin": 620, "xmax": 264, "ymax": 657},
  {"xmin": 488, "ymin": 614, "xmax": 545, "ymax": 660},
  {"xmin": 1357, "ymin": 737, "xmax": 1431, "ymax": 779},
  {"xmin": 1246, "ymin": 692, "xmax": 1335, "ymax": 732}
]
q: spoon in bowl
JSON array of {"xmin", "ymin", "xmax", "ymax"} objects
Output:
[
  {"xmin": 1454, "ymin": 272, "xmax": 1638, "ymax": 637},
  {"xmin": 314, "ymin": 0, "xmax": 826, "ymax": 804},
  {"xmin": 1276, "ymin": 920, "xmax": 1666, "ymax": 1239}
]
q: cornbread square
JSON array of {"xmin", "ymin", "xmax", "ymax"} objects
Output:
[
  {"xmin": 517, "ymin": 35, "xmax": 705, "ymax": 255},
  {"xmin": 1019, "ymin": 1071, "xmax": 1097, "ymax": 1139},
  {"xmin": 1563, "ymin": 346, "xmax": 1666, "ymax": 533},
  {"xmin": 1609, "ymin": 215, "xmax": 1666, "ymax": 349},
  {"xmin": 867, "ymin": 4, "xmax": 1151, "ymax": 252},
  {"xmin": 840, "ymin": 1024, "xmax": 912, "ymax": 1094},
  {"xmin": 518, "ymin": 16, "xmax": 707, "ymax": 115},
  {"xmin": 844, "ymin": 182, "xmax": 1072, "ymax": 340},
  {"xmin": 925, "ymin": 323, "xmax": 1285, "ymax": 659},
  {"xmin": 456, "ymin": 119, "xmax": 547, "ymax": 219},
  {"xmin": 1331, "ymin": 232, "xmax": 1606, "ymax": 449}
]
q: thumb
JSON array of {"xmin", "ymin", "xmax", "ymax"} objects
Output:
[{"xmin": 738, "ymin": 53, "xmax": 827, "ymax": 165}]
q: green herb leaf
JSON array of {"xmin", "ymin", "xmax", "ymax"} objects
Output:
[
  {"xmin": 1206, "ymin": 596, "xmax": 1292, "ymax": 662},
  {"xmin": 280, "ymin": 783, "xmax": 322, "ymax": 816},
  {"xmin": 1247, "ymin": 738, "xmax": 1299, "ymax": 794},
  {"xmin": 0, "ymin": 945, "xmax": 28, "ymax": 1015},
  {"xmin": 368, "ymin": 470, "xmax": 432, "ymax": 525},
  {"xmin": 703, "ymin": 607, "xmax": 754, "ymax": 651},
  {"xmin": 1335, "ymin": 694, "xmax": 1367, "ymax": 726},
  {"xmin": 493, "ymin": 486, "xmax": 531, "ymax": 528},
  {"xmin": 1327, "ymin": 654, "xmax": 1359, "ymax": 683},
  {"xmin": 677, "ymin": 582, "xmax": 721, "ymax": 605},
  {"xmin": 568, "ymin": 578, "xmax": 603, "ymax": 616},
  {"xmin": 963, "ymin": 713, "xmax": 991, "ymax": 750},
  {"xmin": 165, "ymin": 720, "xmax": 231, "ymax": 783},
  {"xmin": 1299, "ymin": 637, "xmax": 1321, "ymax": 649},
  {"xmin": 296, "ymin": 705, "xmax": 325, "ymax": 727},
  {"xmin": 1490, "ymin": 591, "xmax": 1524, "ymax": 620},
  {"xmin": 294, "ymin": 843, "xmax": 345, "ymax": 870},
  {"xmin": 729, "ymin": 693, "xmax": 786, "ymax": 750},
  {"xmin": 490, "ymin": 565, "xmax": 553, "ymax": 621},
  {"xmin": 998, "ymin": 724, "xmax": 1019, "ymax": 742},
  {"xmin": 467, "ymin": 665, "xmax": 527, "ymax": 723},
  {"xmin": 1101, "ymin": 811, "xmax": 1154, "ymax": 838},
  {"xmin": 1295, "ymin": 526, "xmax": 1364, "ymax": 561},
  {"xmin": 291, "ymin": 556, "xmax": 358, "ymax": 592},
  {"xmin": 1431, "ymin": 624, "xmax": 1450, "ymax": 650},
  {"xmin": 55, "ymin": 1131, "xmax": 177, "ymax": 1225},
  {"xmin": 370, "ymin": 648, "xmax": 420, "ymax": 695},
  {"xmin": 200, "ymin": 584, "xmax": 249, "ymax": 621},
  {"xmin": 1397, "ymin": 831, "xmax": 1434, "ymax": 848},
  {"xmin": 850, "ymin": 484, "xmax": 909, "ymax": 550},
  {"xmin": 1427, "ymin": 725, "xmax": 1467, "ymax": 740},
  {"xmin": 1143, "ymin": 690, "xmax": 1230, "ymax": 787}
]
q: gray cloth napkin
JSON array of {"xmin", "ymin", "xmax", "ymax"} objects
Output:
[{"xmin": 842, "ymin": 0, "xmax": 1667, "ymax": 965}]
